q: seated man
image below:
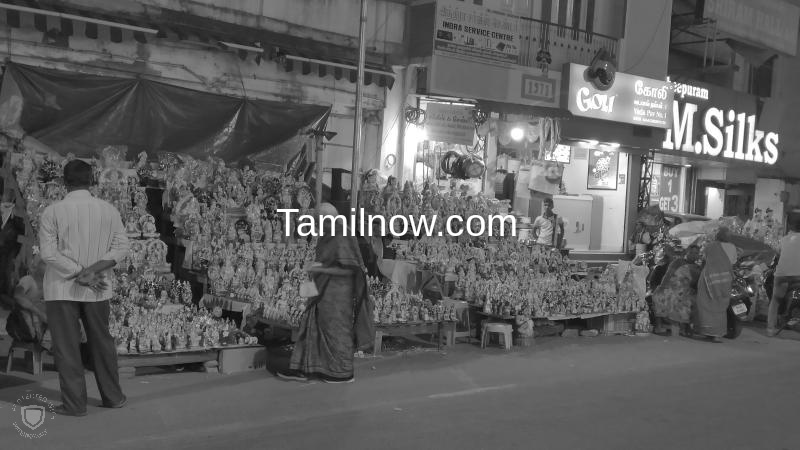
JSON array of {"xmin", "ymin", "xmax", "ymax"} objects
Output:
[{"xmin": 4, "ymin": 256, "xmax": 49, "ymax": 348}]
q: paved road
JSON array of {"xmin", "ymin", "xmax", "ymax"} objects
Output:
[{"xmin": 2, "ymin": 328, "xmax": 800, "ymax": 450}]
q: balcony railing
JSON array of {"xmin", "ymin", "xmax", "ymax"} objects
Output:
[{"xmin": 517, "ymin": 17, "xmax": 619, "ymax": 70}]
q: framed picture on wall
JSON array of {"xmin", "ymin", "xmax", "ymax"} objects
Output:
[{"xmin": 587, "ymin": 149, "xmax": 619, "ymax": 190}]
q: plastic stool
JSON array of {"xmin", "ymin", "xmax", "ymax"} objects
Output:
[
  {"xmin": 6, "ymin": 341, "xmax": 46, "ymax": 375},
  {"xmin": 481, "ymin": 322, "xmax": 512, "ymax": 350}
]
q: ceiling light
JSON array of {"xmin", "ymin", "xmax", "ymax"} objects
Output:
[
  {"xmin": 510, "ymin": 127, "xmax": 525, "ymax": 141},
  {"xmin": 606, "ymin": 142, "xmax": 620, "ymax": 148},
  {"xmin": 585, "ymin": 140, "xmax": 599, "ymax": 146}
]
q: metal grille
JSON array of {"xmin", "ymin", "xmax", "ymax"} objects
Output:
[{"xmin": 638, "ymin": 152, "xmax": 655, "ymax": 211}]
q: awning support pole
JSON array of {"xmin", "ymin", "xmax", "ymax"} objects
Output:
[
  {"xmin": 315, "ymin": 136, "xmax": 324, "ymax": 209},
  {"xmin": 350, "ymin": 0, "xmax": 367, "ymax": 211}
]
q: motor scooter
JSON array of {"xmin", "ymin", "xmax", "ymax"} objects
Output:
[{"xmin": 726, "ymin": 269, "xmax": 754, "ymax": 339}]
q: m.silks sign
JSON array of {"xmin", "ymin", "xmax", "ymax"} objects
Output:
[{"xmin": 662, "ymin": 79, "xmax": 779, "ymax": 165}]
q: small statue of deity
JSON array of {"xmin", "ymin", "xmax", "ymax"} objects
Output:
[
  {"xmin": 140, "ymin": 214, "xmax": 159, "ymax": 238},
  {"xmin": 126, "ymin": 214, "xmax": 142, "ymax": 239},
  {"xmin": 145, "ymin": 239, "xmax": 170, "ymax": 273}
]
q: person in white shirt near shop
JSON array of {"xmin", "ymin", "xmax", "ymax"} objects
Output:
[
  {"xmin": 39, "ymin": 160, "xmax": 129, "ymax": 416},
  {"xmin": 767, "ymin": 216, "xmax": 800, "ymax": 337},
  {"xmin": 532, "ymin": 197, "xmax": 564, "ymax": 248}
]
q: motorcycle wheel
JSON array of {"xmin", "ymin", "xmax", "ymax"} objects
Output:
[{"xmin": 725, "ymin": 309, "xmax": 742, "ymax": 339}]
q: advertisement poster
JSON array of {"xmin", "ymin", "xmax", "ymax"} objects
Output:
[
  {"xmin": 543, "ymin": 143, "xmax": 572, "ymax": 164},
  {"xmin": 434, "ymin": 0, "xmax": 520, "ymax": 65},
  {"xmin": 564, "ymin": 63, "xmax": 673, "ymax": 129},
  {"xmin": 650, "ymin": 164, "xmax": 681, "ymax": 212},
  {"xmin": 424, "ymin": 103, "xmax": 475, "ymax": 146},
  {"xmin": 587, "ymin": 149, "xmax": 619, "ymax": 190}
]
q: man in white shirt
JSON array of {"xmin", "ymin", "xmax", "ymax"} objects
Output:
[
  {"xmin": 767, "ymin": 216, "xmax": 800, "ymax": 337},
  {"xmin": 40, "ymin": 160, "xmax": 129, "ymax": 416},
  {"xmin": 532, "ymin": 198, "xmax": 564, "ymax": 248}
]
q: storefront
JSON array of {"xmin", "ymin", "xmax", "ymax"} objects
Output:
[
  {"xmin": 553, "ymin": 63, "xmax": 672, "ymax": 253},
  {"xmin": 404, "ymin": 0, "xmax": 569, "ymax": 202},
  {"xmin": 655, "ymin": 78, "xmax": 784, "ymax": 224}
]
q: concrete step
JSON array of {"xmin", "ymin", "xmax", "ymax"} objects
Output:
[{"xmin": 568, "ymin": 251, "xmax": 630, "ymax": 269}]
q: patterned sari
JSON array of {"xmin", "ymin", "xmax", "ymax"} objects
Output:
[
  {"xmin": 693, "ymin": 242, "xmax": 733, "ymax": 338},
  {"xmin": 652, "ymin": 258, "xmax": 701, "ymax": 324},
  {"xmin": 289, "ymin": 223, "xmax": 374, "ymax": 379}
]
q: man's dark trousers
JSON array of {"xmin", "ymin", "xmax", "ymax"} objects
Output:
[{"xmin": 46, "ymin": 300, "xmax": 125, "ymax": 413}]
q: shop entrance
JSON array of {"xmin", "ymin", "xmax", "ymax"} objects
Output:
[{"xmin": 694, "ymin": 181, "xmax": 755, "ymax": 220}]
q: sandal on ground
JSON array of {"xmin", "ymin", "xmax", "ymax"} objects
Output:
[
  {"xmin": 276, "ymin": 370, "xmax": 308, "ymax": 382},
  {"xmin": 53, "ymin": 405, "xmax": 87, "ymax": 417}
]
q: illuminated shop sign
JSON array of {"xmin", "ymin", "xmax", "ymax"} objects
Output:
[
  {"xmin": 662, "ymin": 80, "xmax": 779, "ymax": 165},
  {"xmin": 563, "ymin": 64, "xmax": 672, "ymax": 129}
]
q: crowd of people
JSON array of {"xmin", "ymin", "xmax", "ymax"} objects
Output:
[{"xmin": 646, "ymin": 216, "xmax": 800, "ymax": 342}]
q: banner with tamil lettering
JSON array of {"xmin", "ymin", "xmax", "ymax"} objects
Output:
[
  {"xmin": 434, "ymin": 0, "xmax": 520, "ymax": 66},
  {"xmin": 424, "ymin": 103, "xmax": 476, "ymax": 146}
]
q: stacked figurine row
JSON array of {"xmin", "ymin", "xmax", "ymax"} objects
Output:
[
  {"xmin": 113, "ymin": 270, "xmax": 192, "ymax": 310},
  {"xmin": 368, "ymin": 277, "xmax": 458, "ymax": 325},
  {"xmin": 359, "ymin": 175, "xmax": 511, "ymax": 240},
  {"xmin": 110, "ymin": 304, "xmax": 257, "ymax": 355}
]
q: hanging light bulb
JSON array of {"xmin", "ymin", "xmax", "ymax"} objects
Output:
[{"xmin": 510, "ymin": 127, "xmax": 525, "ymax": 141}]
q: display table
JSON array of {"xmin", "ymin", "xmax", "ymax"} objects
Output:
[
  {"xmin": 372, "ymin": 321, "xmax": 456, "ymax": 355},
  {"xmin": 473, "ymin": 307, "xmax": 638, "ymax": 344},
  {"xmin": 117, "ymin": 343, "xmax": 264, "ymax": 376}
]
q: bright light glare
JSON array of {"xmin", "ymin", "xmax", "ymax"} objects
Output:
[
  {"xmin": 606, "ymin": 142, "xmax": 620, "ymax": 148},
  {"xmin": 510, "ymin": 127, "xmax": 525, "ymax": 141},
  {"xmin": 585, "ymin": 140, "xmax": 599, "ymax": 146},
  {"xmin": 408, "ymin": 125, "xmax": 428, "ymax": 143}
]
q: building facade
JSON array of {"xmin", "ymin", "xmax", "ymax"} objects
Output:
[{"xmin": 0, "ymin": 0, "xmax": 407, "ymax": 170}]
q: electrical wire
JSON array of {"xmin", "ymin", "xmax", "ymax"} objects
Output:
[{"xmin": 405, "ymin": 105, "xmax": 426, "ymax": 126}]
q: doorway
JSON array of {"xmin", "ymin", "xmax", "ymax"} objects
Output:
[{"xmin": 694, "ymin": 180, "xmax": 755, "ymax": 220}]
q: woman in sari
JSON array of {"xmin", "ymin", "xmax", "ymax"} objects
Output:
[
  {"xmin": 692, "ymin": 240, "xmax": 734, "ymax": 342},
  {"xmin": 651, "ymin": 245, "xmax": 701, "ymax": 336},
  {"xmin": 278, "ymin": 203, "xmax": 374, "ymax": 383}
]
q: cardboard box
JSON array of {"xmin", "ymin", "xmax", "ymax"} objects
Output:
[{"xmin": 218, "ymin": 346, "xmax": 267, "ymax": 374}]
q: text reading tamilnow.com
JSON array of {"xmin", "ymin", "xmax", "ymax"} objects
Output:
[{"xmin": 276, "ymin": 209, "xmax": 517, "ymax": 238}]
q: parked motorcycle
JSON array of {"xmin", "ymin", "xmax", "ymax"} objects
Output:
[
  {"xmin": 725, "ymin": 257, "xmax": 770, "ymax": 338},
  {"xmin": 762, "ymin": 256, "xmax": 800, "ymax": 334},
  {"xmin": 726, "ymin": 271, "xmax": 753, "ymax": 339}
]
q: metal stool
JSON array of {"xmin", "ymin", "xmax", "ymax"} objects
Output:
[
  {"xmin": 6, "ymin": 340, "xmax": 47, "ymax": 375},
  {"xmin": 481, "ymin": 322, "xmax": 512, "ymax": 350}
]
